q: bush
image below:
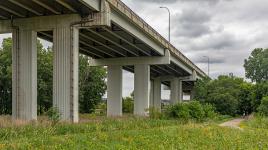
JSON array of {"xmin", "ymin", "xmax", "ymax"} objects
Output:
[
  {"xmin": 46, "ymin": 107, "xmax": 60, "ymax": 125},
  {"xmin": 207, "ymin": 93, "xmax": 238, "ymax": 116},
  {"xmin": 166, "ymin": 101, "xmax": 217, "ymax": 121},
  {"xmin": 123, "ymin": 97, "xmax": 134, "ymax": 113},
  {"xmin": 166, "ymin": 103, "xmax": 190, "ymax": 120},
  {"xmin": 203, "ymin": 103, "xmax": 217, "ymax": 119},
  {"xmin": 149, "ymin": 107, "xmax": 163, "ymax": 119},
  {"xmin": 188, "ymin": 101, "xmax": 205, "ymax": 120},
  {"xmin": 257, "ymin": 96, "xmax": 268, "ymax": 116}
]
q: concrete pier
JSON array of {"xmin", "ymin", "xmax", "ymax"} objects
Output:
[
  {"xmin": 134, "ymin": 64, "xmax": 150, "ymax": 116},
  {"xmin": 107, "ymin": 65, "xmax": 123, "ymax": 116}
]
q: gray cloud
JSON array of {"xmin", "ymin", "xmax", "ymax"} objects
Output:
[{"xmin": 172, "ymin": 9, "xmax": 212, "ymax": 37}]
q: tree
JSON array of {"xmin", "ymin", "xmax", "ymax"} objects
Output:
[
  {"xmin": 79, "ymin": 55, "xmax": 106, "ymax": 113},
  {"xmin": 252, "ymin": 81, "xmax": 268, "ymax": 111},
  {"xmin": 0, "ymin": 38, "xmax": 12, "ymax": 114},
  {"xmin": 257, "ymin": 96, "xmax": 268, "ymax": 116},
  {"xmin": 37, "ymin": 44, "xmax": 53, "ymax": 114},
  {"xmin": 244, "ymin": 48, "xmax": 268, "ymax": 83},
  {"xmin": 194, "ymin": 75, "xmax": 250, "ymax": 116},
  {"xmin": 237, "ymin": 83, "xmax": 254, "ymax": 115}
]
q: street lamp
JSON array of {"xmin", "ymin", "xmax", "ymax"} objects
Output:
[
  {"xmin": 203, "ymin": 56, "xmax": 210, "ymax": 77},
  {"xmin": 159, "ymin": 6, "xmax": 171, "ymax": 42}
]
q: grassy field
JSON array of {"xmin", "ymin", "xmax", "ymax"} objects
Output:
[{"xmin": 0, "ymin": 115, "xmax": 268, "ymax": 150}]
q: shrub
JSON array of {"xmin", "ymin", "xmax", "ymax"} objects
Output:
[
  {"xmin": 207, "ymin": 93, "xmax": 238, "ymax": 116},
  {"xmin": 166, "ymin": 101, "xmax": 217, "ymax": 121},
  {"xmin": 257, "ymin": 96, "xmax": 268, "ymax": 116},
  {"xmin": 149, "ymin": 107, "xmax": 163, "ymax": 119},
  {"xmin": 166, "ymin": 103, "xmax": 190, "ymax": 120},
  {"xmin": 95, "ymin": 102, "xmax": 107, "ymax": 115},
  {"xmin": 203, "ymin": 103, "xmax": 217, "ymax": 119},
  {"xmin": 46, "ymin": 107, "xmax": 60, "ymax": 125},
  {"xmin": 188, "ymin": 101, "xmax": 205, "ymax": 120},
  {"xmin": 123, "ymin": 97, "xmax": 134, "ymax": 113}
]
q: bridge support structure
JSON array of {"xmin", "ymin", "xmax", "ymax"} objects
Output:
[
  {"xmin": 107, "ymin": 65, "xmax": 123, "ymax": 117},
  {"xmin": 12, "ymin": 29, "xmax": 37, "ymax": 121}
]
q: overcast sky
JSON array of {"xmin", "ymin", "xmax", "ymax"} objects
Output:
[
  {"xmin": 122, "ymin": 0, "xmax": 268, "ymax": 78},
  {"xmin": 1, "ymin": 0, "xmax": 268, "ymax": 97}
]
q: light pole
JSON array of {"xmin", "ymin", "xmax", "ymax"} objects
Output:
[
  {"xmin": 203, "ymin": 56, "xmax": 210, "ymax": 77},
  {"xmin": 159, "ymin": 6, "xmax": 171, "ymax": 42}
]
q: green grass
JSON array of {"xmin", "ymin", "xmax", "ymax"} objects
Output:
[{"xmin": 0, "ymin": 116, "xmax": 268, "ymax": 150}]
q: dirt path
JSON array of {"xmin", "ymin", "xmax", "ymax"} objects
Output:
[{"xmin": 219, "ymin": 118, "xmax": 245, "ymax": 129}]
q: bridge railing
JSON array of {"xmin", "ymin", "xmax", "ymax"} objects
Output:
[{"xmin": 107, "ymin": 0, "xmax": 206, "ymax": 77}]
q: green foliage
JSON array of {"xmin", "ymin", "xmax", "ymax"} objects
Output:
[
  {"xmin": 243, "ymin": 115, "xmax": 268, "ymax": 129},
  {"xmin": 37, "ymin": 44, "xmax": 53, "ymax": 114},
  {"xmin": 207, "ymin": 93, "xmax": 238, "ymax": 116},
  {"xmin": 3, "ymin": 117, "xmax": 268, "ymax": 149},
  {"xmin": 238, "ymin": 83, "xmax": 254, "ymax": 115},
  {"xmin": 46, "ymin": 107, "xmax": 60, "ymax": 125},
  {"xmin": 188, "ymin": 101, "xmax": 205, "ymax": 120},
  {"xmin": 122, "ymin": 96, "xmax": 134, "ymax": 113},
  {"xmin": 202, "ymin": 103, "xmax": 217, "ymax": 119},
  {"xmin": 94, "ymin": 102, "xmax": 107, "ymax": 115},
  {"xmin": 252, "ymin": 81, "xmax": 268, "ymax": 111},
  {"xmin": 194, "ymin": 75, "xmax": 254, "ymax": 116},
  {"xmin": 244, "ymin": 48, "xmax": 268, "ymax": 83},
  {"xmin": 148, "ymin": 107, "xmax": 163, "ymax": 119},
  {"xmin": 257, "ymin": 97, "xmax": 268, "ymax": 116},
  {"xmin": 0, "ymin": 38, "xmax": 12, "ymax": 114},
  {"xmin": 166, "ymin": 101, "xmax": 216, "ymax": 121},
  {"xmin": 79, "ymin": 55, "xmax": 107, "ymax": 113}
]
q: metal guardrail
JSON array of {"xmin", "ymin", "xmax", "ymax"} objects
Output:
[{"xmin": 107, "ymin": 0, "xmax": 207, "ymax": 77}]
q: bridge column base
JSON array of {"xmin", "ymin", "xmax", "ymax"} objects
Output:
[
  {"xmin": 170, "ymin": 78, "xmax": 182, "ymax": 104},
  {"xmin": 107, "ymin": 65, "xmax": 123, "ymax": 117},
  {"xmin": 12, "ymin": 29, "xmax": 37, "ymax": 121},
  {"xmin": 134, "ymin": 64, "xmax": 150, "ymax": 116}
]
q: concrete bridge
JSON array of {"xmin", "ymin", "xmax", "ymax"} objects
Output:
[{"xmin": 0, "ymin": 0, "xmax": 206, "ymax": 122}]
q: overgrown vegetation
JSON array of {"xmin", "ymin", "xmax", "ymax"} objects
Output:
[
  {"xmin": 194, "ymin": 75, "xmax": 268, "ymax": 117},
  {"xmin": 165, "ymin": 101, "xmax": 217, "ymax": 121},
  {"xmin": 0, "ymin": 116, "xmax": 268, "ymax": 149}
]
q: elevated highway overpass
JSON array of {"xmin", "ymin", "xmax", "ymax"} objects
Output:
[{"xmin": 0, "ymin": 0, "xmax": 206, "ymax": 122}]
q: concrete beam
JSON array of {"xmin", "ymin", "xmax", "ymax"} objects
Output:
[
  {"xmin": 79, "ymin": 0, "xmax": 100, "ymax": 11},
  {"xmin": 170, "ymin": 55, "xmax": 192, "ymax": 75},
  {"xmin": 107, "ymin": 65, "xmax": 123, "ymax": 116},
  {"xmin": 0, "ymin": 14, "xmax": 81, "ymax": 31},
  {"xmin": 89, "ymin": 50, "xmax": 170, "ymax": 66},
  {"xmin": 170, "ymin": 78, "xmax": 182, "ymax": 104},
  {"xmin": 110, "ymin": 10, "xmax": 165, "ymax": 55},
  {"xmin": 12, "ymin": 29, "xmax": 37, "ymax": 121},
  {"xmin": 134, "ymin": 64, "xmax": 150, "ymax": 116},
  {"xmin": 53, "ymin": 27, "xmax": 79, "ymax": 122}
]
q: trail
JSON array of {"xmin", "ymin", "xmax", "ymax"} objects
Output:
[{"xmin": 219, "ymin": 118, "xmax": 245, "ymax": 130}]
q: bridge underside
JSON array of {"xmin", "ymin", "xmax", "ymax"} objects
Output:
[
  {"xmin": 37, "ymin": 24, "xmax": 193, "ymax": 88},
  {"xmin": 0, "ymin": 0, "xmax": 203, "ymax": 122}
]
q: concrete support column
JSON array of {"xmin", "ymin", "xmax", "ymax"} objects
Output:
[
  {"xmin": 134, "ymin": 64, "xmax": 150, "ymax": 116},
  {"xmin": 152, "ymin": 78, "xmax": 161, "ymax": 110},
  {"xmin": 107, "ymin": 65, "xmax": 123, "ymax": 116},
  {"xmin": 12, "ymin": 29, "xmax": 37, "ymax": 120},
  {"xmin": 53, "ymin": 27, "xmax": 79, "ymax": 122},
  {"xmin": 170, "ymin": 78, "xmax": 182, "ymax": 104}
]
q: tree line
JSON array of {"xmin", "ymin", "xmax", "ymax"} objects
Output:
[
  {"xmin": 0, "ymin": 38, "xmax": 107, "ymax": 115},
  {"xmin": 194, "ymin": 48, "xmax": 268, "ymax": 116}
]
